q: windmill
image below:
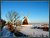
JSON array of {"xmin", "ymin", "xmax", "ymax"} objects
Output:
[{"xmin": 21, "ymin": 12, "xmax": 30, "ymax": 25}]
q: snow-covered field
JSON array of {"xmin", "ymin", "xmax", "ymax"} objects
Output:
[{"xmin": 16, "ymin": 24, "xmax": 49, "ymax": 37}]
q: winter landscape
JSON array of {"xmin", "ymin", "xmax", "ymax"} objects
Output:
[
  {"xmin": 15, "ymin": 24, "xmax": 49, "ymax": 37},
  {"xmin": 1, "ymin": 1, "xmax": 49, "ymax": 37}
]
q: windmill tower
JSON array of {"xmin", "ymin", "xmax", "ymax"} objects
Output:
[
  {"xmin": 21, "ymin": 12, "xmax": 30, "ymax": 25},
  {"xmin": 23, "ymin": 16, "xmax": 28, "ymax": 25}
]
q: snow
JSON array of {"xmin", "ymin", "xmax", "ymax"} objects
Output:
[{"xmin": 16, "ymin": 25, "xmax": 49, "ymax": 37}]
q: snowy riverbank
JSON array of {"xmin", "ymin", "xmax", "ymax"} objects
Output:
[{"xmin": 16, "ymin": 25, "xmax": 49, "ymax": 37}]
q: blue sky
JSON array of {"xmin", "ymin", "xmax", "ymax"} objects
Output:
[{"xmin": 1, "ymin": 1, "xmax": 49, "ymax": 23}]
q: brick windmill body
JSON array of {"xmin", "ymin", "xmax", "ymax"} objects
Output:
[{"xmin": 22, "ymin": 16, "xmax": 28, "ymax": 25}]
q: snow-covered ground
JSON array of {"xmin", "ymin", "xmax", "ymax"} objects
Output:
[{"xmin": 16, "ymin": 25, "xmax": 49, "ymax": 37}]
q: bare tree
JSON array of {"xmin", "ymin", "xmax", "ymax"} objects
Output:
[
  {"xmin": 16, "ymin": 20, "xmax": 22, "ymax": 26},
  {"xmin": 6, "ymin": 11, "xmax": 20, "ymax": 24}
]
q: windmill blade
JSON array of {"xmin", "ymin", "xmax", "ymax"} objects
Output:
[
  {"xmin": 21, "ymin": 11, "xmax": 24, "ymax": 16},
  {"xmin": 27, "ymin": 12, "xmax": 30, "ymax": 18}
]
